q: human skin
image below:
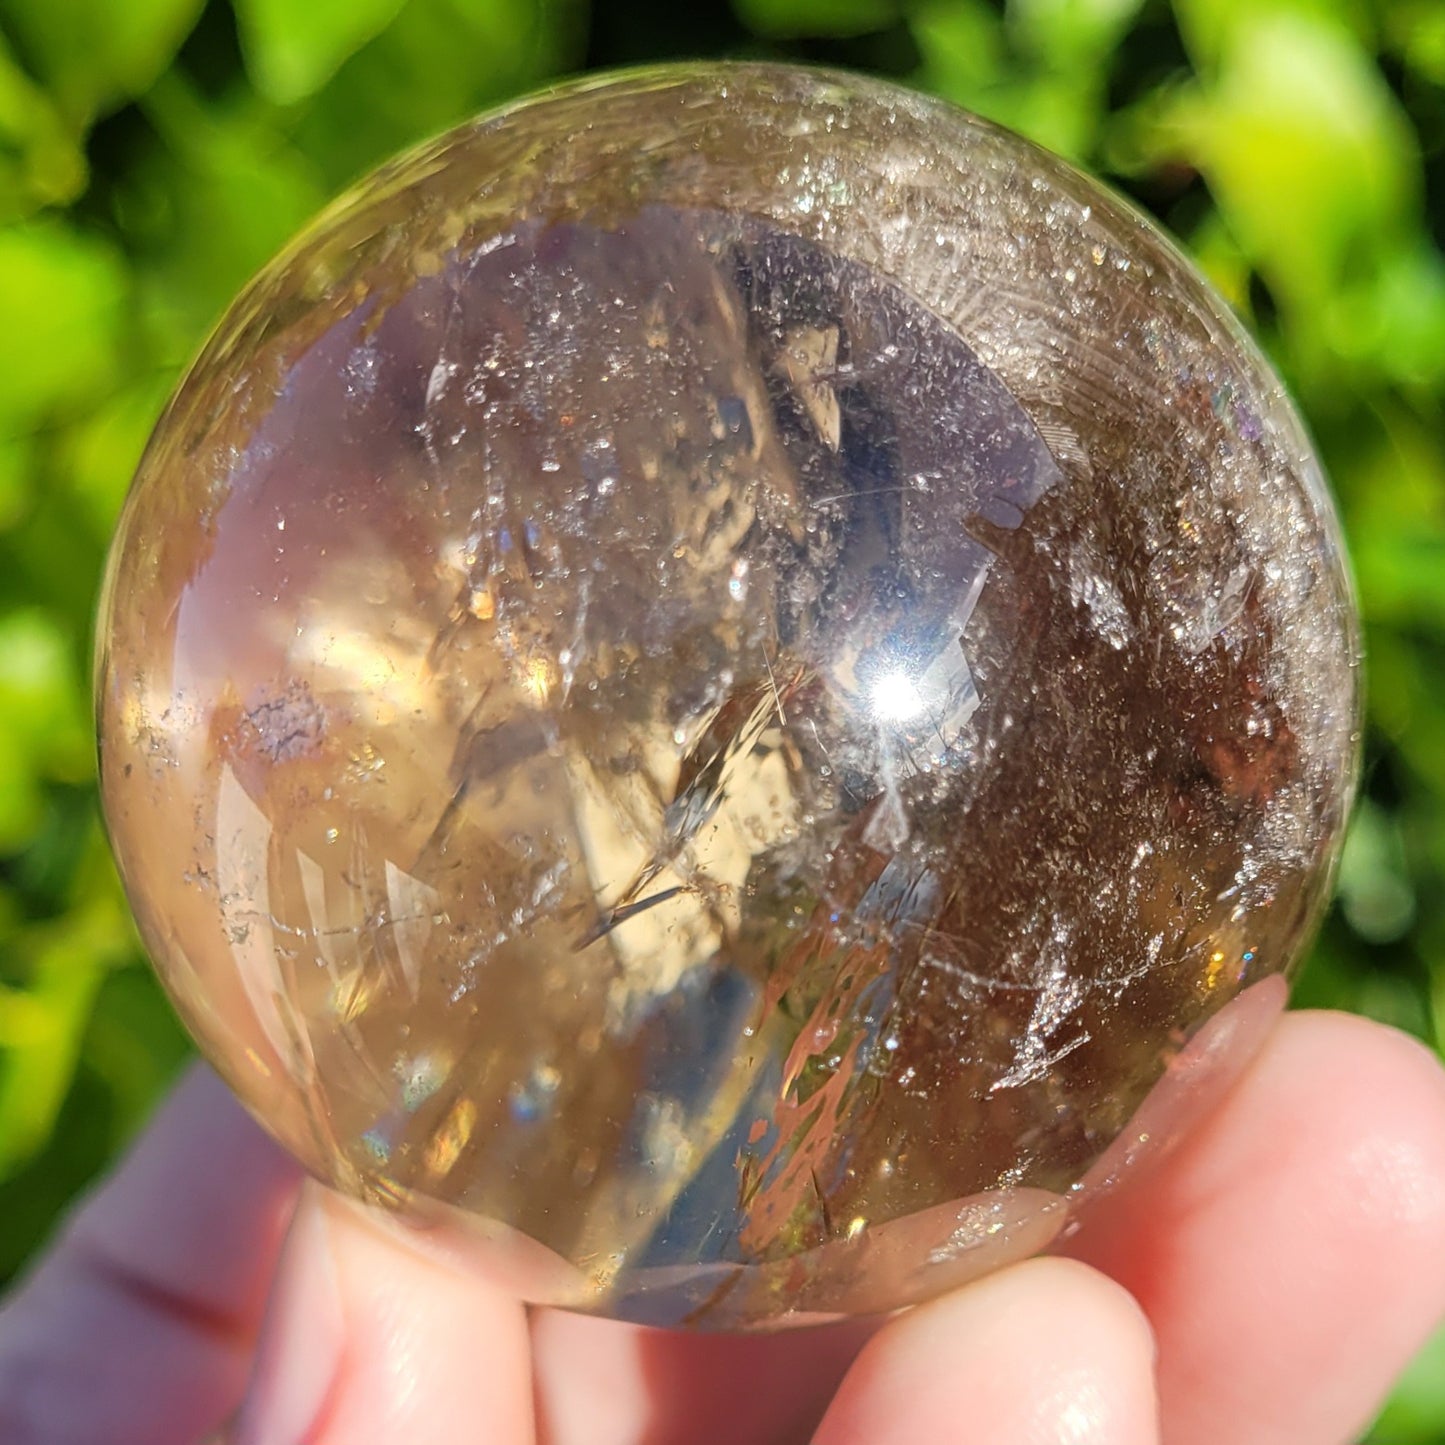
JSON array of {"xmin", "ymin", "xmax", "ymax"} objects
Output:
[{"xmin": 0, "ymin": 1010, "xmax": 1442, "ymax": 1445}]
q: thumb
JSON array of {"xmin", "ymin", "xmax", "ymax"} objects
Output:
[{"xmin": 232, "ymin": 1183, "xmax": 533, "ymax": 1445}]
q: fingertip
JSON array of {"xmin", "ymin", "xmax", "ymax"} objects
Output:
[
  {"xmin": 236, "ymin": 1189, "xmax": 534, "ymax": 1445},
  {"xmin": 1171, "ymin": 1010, "xmax": 1445, "ymax": 1330},
  {"xmin": 814, "ymin": 1257, "xmax": 1158, "ymax": 1445},
  {"xmin": 232, "ymin": 1188, "xmax": 344, "ymax": 1445},
  {"xmin": 1072, "ymin": 1009, "xmax": 1445, "ymax": 1445},
  {"xmin": 532, "ymin": 1307, "xmax": 873, "ymax": 1445},
  {"xmin": 1273, "ymin": 1011, "xmax": 1445, "ymax": 1246}
]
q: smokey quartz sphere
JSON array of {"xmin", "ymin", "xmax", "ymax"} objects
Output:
[{"xmin": 97, "ymin": 64, "xmax": 1358, "ymax": 1328}]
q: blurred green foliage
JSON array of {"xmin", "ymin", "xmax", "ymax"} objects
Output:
[{"xmin": 0, "ymin": 0, "xmax": 1441, "ymax": 1434}]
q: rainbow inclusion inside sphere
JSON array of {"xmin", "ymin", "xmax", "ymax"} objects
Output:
[{"xmin": 96, "ymin": 64, "xmax": 1359, "ymax": 1329}]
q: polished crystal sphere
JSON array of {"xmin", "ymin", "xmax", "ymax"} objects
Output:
[{"xmin": 96, "ymin": 64, "xmax": 1359, "ymax": 1328}]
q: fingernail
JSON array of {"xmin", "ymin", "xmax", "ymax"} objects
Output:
[{"xmin": 233, "ymin": 1189, "xmax": 344, "ymax": 1445}]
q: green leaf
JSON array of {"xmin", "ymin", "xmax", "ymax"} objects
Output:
[
  {"xmin": 80, "ymin": 965, "xmax": 190, "ymax": 1146},
  {"xmin": 1172, "ymin": 0, "xmax": 1376, "ymax": 72},
  {"xmin": 234, "ymin": 0, "xmax": 410, "ymax": 106},
  {"xmin": 1318, "ymin": 242, "xmax": 1445, "ymax": 390},
  {"xmin": 0, "ymin": 885, "xmax": 127, "ymax": 1178},
  {"xmin": 1009, "ymin": 0, "xmax": 1147, "ymax": 68},
  {"xmin": 1176, "ymin": 209, "xmax": 1253, "ymax": 314},
  {"xmin": 0, "ymin": 33, "xmax": 86, "ymax": 216},
  {"xmin": 0, "ymin": 609, "xmax": 92, "ymax": 833},
  {"xmin": 1354, "ymin": 532, "xmax": 1445, "ymax": 631},
  {"xmin": 59, "ymin": 376, "xmax": 173, "ymax": 541},
  {"xmin": 1338, "ymin": 403, "xmax": 1445, "ymax": 635},
  {"xmin": 0, "ymin": 0, "xmax": 204, "ymax": 126},
  {"xmin": 733, "ymin": 0, "xmax": 900, "ymax": 38},
  {"xmin": 1370, "ymin": 1319, "xmax": 1445, "ymax": 1441},
  {"xmin": 0, "ymin": 221, "xmax": 125, "ymax": 433},
  {"xmin": 0, "ymin": 433, "xmax": 32, "ymax": 534},
  {"xmin": 1337, "ymin": 799, "xmax": 1416, "ymax": 944},
  {"xmin": 290, "ymin": 0, "xmax": 585, "ymax": 189},
  {"xmin": 912, "ymin": 0, "xmax": 1005, "ymax": 102},
  {"xmin": 915, "ymin": 0, "xmax": 1137, "ymax": 161},
  {"xmin": 1153, "ymin": 10, "xmax": 1417, "ymax": 316},
  {"xmin": 1388, "ymin": 0, "xmax": 1445, "ymax": 84},
  {"xmin": 1208, "ymin": 14, "xmax": 1410, "ymax": 303},
  {"xmin": 135, "ymin": 73, "xmax": 325, "ymax": 350}
]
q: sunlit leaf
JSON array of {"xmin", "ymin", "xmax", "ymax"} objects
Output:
[
  {"xmin": 1178, "ymin": 209, "xmax": 1253, "ymax": 314},
  {"xmin": 234, "ymin": 0, "xmax": 410, "ymax": 106},
  {"xmin": 0, "ymin": 33, "xmax": 86, "ymax": 216},
  {"xmin": 0, "ymin": 609, "xmax": 92, "ymax": 824},
  {"xmin": 1160, "ymin": 10, "xmax": 1417, "ymax": 314},
  {"xmin": 1321, "ymin": 242, "xmax": 1445, "ymax": 391},
  {"xmin": 1172, "ymin": 0, "xmax": 1376, "ymax": 71},
  {"xmin": 912, "ymin": 0, "xmax": 1006, "ymax": 109},
  {"xmin": 1009, "ymin": 0, "xmax": 1146, "ymax": 67},
  {"xmin": 0, "ymin": 0, "xmax": 204, "ymax": 126},
  {"xmin": 59, "ymin": 376, "xmax": 173, "ymax": 540},
  {"xmin": 0, "ymin": 221, "xmax": 125, "ymax": 432},
  {"xmin": 134, "ymin": 72, "xmax": 325, "ymax": 351},
  {"xmin": 291, "ymin": 0, "xmax": 586, "ymax": 188},
  {"xmin": 1339, "ymin": 403, "xmax": 1445, "ymax": 633},
  {"xmin": 1355, "ymin": 533, "xmax": 1445, "ymax": 632},
  {"xmin": 0, "ymin": 887, "xmax": 127, "ymax": 1178},
  {"xmin": 915, "ymin": 0, "xmax": 1139, "ymax": 159}
]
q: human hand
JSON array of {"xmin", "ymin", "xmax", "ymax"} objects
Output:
[{"xmin": 2, "ymin": 1010, "xmax": 1443, "ymax": 1445}]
